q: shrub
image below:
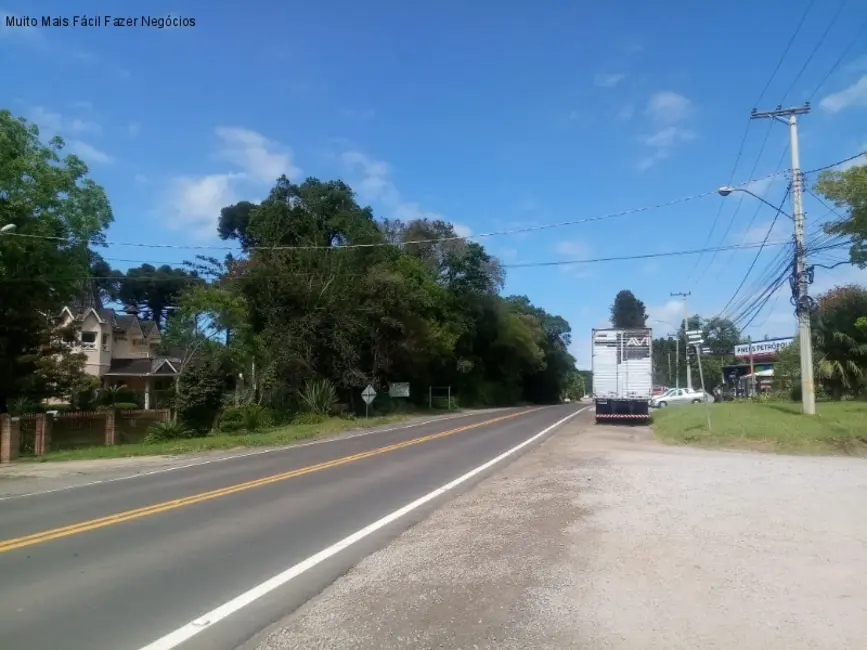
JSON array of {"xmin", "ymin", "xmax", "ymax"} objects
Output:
[
  {"xmin": 218, "ymin": 405, "xmax": 274, "ymax": 433},
  {"xmin": 217, "ymin": 407, "xmax": 246, "ymax": 433},
  {"xmin": 144, "ymin": 420, "xmax": 196, "ymax": 443},
  {"xmin": 291, "ymin": 412, "xmax": 328, "ymax": 425},
  {"xmin": 8, "ymin": 397, "xmax": 38, "ymax": 416},
  {"xmin": 96, "ymin": 402, "xmax": 139, "ymax": 411},
  {"xmin": 241, "ymin": 404, "xmax": 271, "ymax": 432},
  {"xmin": 298, "ymin": 379, "xmax": 338, "ymax": 415}
]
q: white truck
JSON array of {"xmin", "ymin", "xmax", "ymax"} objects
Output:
[{"xmin": 592, "ymin": 327, "xmax": 653, "ymax": 423}]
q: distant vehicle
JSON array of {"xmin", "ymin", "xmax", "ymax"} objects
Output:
[
  {"xmin": 652, "ymin": 385, "xmax": 667, "ymax": 397},
  {"xmin": 650, "ymin": 388, "xmax": 712, "ymax": 408},
  {"xmin": 592, "ymin": 327, "xmax": 652, "ymax": 424},
  {"xmin": 564, "ymin": 397, "xmax": 572, "ymax": 403}
]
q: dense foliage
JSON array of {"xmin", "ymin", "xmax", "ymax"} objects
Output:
[
  {"xmin": 610, "ymin": 290, "xmax": 648, "ymax": 328},
  {"xmin": 0, "ymin": 107, "xmax": 579, "ymax": 416}
]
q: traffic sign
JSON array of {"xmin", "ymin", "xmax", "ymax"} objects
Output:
[
  {"xmin": 389, "ymin": 382, "xmax": 410, "ymax": 398},
  {"xmin": 361, "ymin": 384, "xmax": 377, "ymax": 405},
  {"xmin": 686, "ymin": 329, "xmax": 702, "ymax": 336}
]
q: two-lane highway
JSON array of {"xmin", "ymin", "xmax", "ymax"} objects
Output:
[{"xmin": 0, "ymin": 404, "xmax": 585, "ymax": 650}]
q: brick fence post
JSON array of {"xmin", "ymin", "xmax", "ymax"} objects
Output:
[
  {"xmin": 34, "ymin": 413, "xmax": 52, "ymax": 456},
  {"xmin": 104, "ymin": 411, "xmax": 116, "ymax": 445},
  {"xmin": 1, "ymin": 415, "xmax": 21, "ymax": 463}
]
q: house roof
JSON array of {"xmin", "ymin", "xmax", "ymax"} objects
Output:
[
  {"xmin": 63, "ymin": 307, "xmax": 161, "ymax": 337},
  {"xmin": 105, "ymin": 357, "xmax": 179, "ymax": 376}
]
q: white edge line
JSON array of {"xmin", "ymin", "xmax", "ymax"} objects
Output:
[
  {"xmin": 0, "ymin": 409, "xmax": 513, "ymax": 502},
  {"xmin": 138, "ymin": 404, "xmax": 589, "ymax": 650}
]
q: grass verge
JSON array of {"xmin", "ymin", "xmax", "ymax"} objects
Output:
[
  {"xmin": 32, "ymin": 413, "xmax": 427, "ymax": 462},
  {"xmin": 652, "ymin": 400, "xmax": 867, "ymax": 456}
]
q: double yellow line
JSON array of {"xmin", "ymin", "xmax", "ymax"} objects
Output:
[{"xmin": 0, "ymin": 408, "xmax": 540, "ymax": 553}]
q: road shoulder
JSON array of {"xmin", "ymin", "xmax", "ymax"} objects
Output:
[
  {"xmin": 253, "ymin": 411, "xmax": 867, "ymax": 650},
  {"xmin": 0, "ymin": 408, "xmax": 506, "ymax": 498}
]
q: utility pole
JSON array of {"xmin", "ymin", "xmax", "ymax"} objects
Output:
[
  {"xmin": 671, "ymin": 291, "xmax": 692, "ymax": 390},
  {"xmin": 747, "ymin": 335, "xmax": 756, "ymax": 398},
  {"xmin": 751, "ymin": 103, "xmax": 816, "ymax": 415}
]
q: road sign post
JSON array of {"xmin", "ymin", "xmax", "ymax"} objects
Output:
[
  {"xmin": 693, "ymin": 345, "xmax": 712, "ymax": 433},
  {"xmin": 361, "ymin": 384, "xmax": 377, "ymax": 420}
]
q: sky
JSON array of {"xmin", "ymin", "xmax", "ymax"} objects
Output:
[{"xmin": 2, "ymin": 0, "xmax": 867, "ymax": 369}]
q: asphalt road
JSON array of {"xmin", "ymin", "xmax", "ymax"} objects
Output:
[{"xmin": 0, "ymin": 404, "xmax": 583, "ymax": 650}]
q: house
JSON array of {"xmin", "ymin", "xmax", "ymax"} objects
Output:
[{"xmin": 58, "ymin": 304, "xmax": 179, "ymax": 409}]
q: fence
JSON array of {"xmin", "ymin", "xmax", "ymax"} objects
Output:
[{"xmin": 0, "ymin": 409, "xmax": 171, "ymax": 462}]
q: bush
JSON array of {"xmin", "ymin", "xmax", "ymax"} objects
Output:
[
  {"xmin": 8, "ymin": 397, "xmax": 38, "ymax": 416},
  {"xmin": 241, "ymin": 404, "xmax": 271, "ymax": 432},
  {"xmin": 218, "ymin": 404, "xmax": 274, "ymax": 433},
  {"xmin": 217, "ymin": 407, "xmax": 246, "ymax": 433},
  {"xmin": 291, "ymin": 412, "xmax": 328, "ymax": 425},
  {"xmin": 96, "ymin": 402, "xmax": 139, "ymax": 411},
  {"xmin": 298, "ymin": 379, "xmax": 338, "ymax": 415},
  {"xmin": 144, "ymin": 420, "xmax": 196, "ymax": 443}
]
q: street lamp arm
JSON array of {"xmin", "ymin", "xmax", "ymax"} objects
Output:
[{"xmin": 717, "ymin": 186, "xmax": 794, "ymax": 221}]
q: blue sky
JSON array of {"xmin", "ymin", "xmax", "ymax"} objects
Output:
[{"xmin": 3, "ymin": 0, "xmax": 867, "ymax": 368}]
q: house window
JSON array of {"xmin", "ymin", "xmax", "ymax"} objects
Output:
[
  {"xmin": 102, "ymin": 334, "xmax": 110, "ymax": 351},
  {"xmin": 81, "ymin": 331, "xmax": 97, "ymax": 350}
]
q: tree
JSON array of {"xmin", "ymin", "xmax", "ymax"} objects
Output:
[
  {"xmin": 702, "ymin": 316, "xmax": 740, "ymax": 357},
  {"xmin": 813, "ymin": 163, "xmax": 867, "ymax": 267},
  {"xmin": 0, "ymin": 110, "xmax": 113, "ymax": 411},
  {"xmin": 610, "ymin": 290, "xmax": 647, "ymax": 328},
  {"xmin": 116, "ymin": 263, "xmax": 201, "ymax": 328},
  {"xmin": 811, "ymin": 284, "xmax": 867, "ymax": 398}
]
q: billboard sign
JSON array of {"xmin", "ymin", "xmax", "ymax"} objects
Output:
[{"xmin": 734, "ymin": 337, "xmax": 793, "ymax": 360}]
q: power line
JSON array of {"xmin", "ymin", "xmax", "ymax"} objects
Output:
[
  {"xmin": 781, "ymin": 0, "xmax": 849, "ymax": 103},
  {"xmin": 3, "ymin": 149, "xmax": 861, "ymax": 255},
  {"xmin": 0, "ymin": 239, "xmax": 794, "ymax": 284},
  {"xmin": 692, "ymin": 137, "xmax": 788, "ymax": 286},
  {"xmin": 806, "ymin": 13, "xmax": 867, "ymax": 101},
  {"xmin": 717, "ymin": 183, "xmax": 792, "ymax": 318}
]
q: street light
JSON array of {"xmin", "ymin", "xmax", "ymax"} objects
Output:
[
  {"xmin": 717, "ymin": 186, "xmax": 793, "ymax": 220},
  {"xmin": 0, "ymin": 224, "xmax": 17, "ymax": 234}
]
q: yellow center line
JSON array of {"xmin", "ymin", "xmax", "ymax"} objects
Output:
[{"xmin": 0, "ymin": 408, "xmax": 541, "ymax": 553}]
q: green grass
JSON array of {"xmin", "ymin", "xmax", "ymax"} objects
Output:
[
  {"xmin": 31, "ymin": 413, "xmax": 421, "ymax": 462},
  {"xmin": 652, "ymin": 399, "xmax": 867, "ymax": 456}
]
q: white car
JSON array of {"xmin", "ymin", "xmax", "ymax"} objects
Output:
[{"xmin": 650, "ymin": 388, "xmax": 713, "ymax": 408}]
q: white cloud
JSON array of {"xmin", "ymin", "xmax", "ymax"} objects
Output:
[
  {"xmin": 0, "ymin": 10, "xmax": 46, "ymax": 45},
  {"xmin": 835, "ymin": 149, "xmax": 867, "ymax": 171},
  {"xmin": 555, "ymin": 240, "xmax": 591, "ymax": 257},
  {"xmin": 617, "ymin": 104, "xmax": 635, "ymax": 120},
  {"xmin": 69, "ymin": 140, "xmax": 114, "ymax": 165},
  {"xmin": 647, "ymin": 299, "xmax": 686, "ymax": 333},
  {"xmin": 28, "ymin": 106, "xmax": 101, "ymax": 137},
  {"xmin": 215, "ymin": 126, "xmax": 301, "ymax": 183},
  {"xmin": 738, "ymin": 219, "xmax": 790, "ymax": 246},
  {"xmin": 819, "ymin": 75, "xmax": 867, "ymax": 113},
  {"xmin": 167, "ymin": 173, "xmax": 242, "ymax": 237},
  {"xmin": 341, "ymin": 150, "xmax": 464, "ymax": 235},
  {"xmin": 594, "ymin": 72, "xmax": 626, "ymax": 88},
  {"xmin": 638, "ymin": 92, "xmax": 695, "ymax": 170},
  {"xmin": 645, "ymin": 91, "xmax": 693, "ymax": 124}
]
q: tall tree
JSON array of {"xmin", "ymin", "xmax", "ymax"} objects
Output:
[
  {"xmin": 116, "ymin": 263, "xmax": 201, "ymax": 327},
  {"xmin": 814, "ymin": 163, "xmax": 867, "ymax": 267},
  {"xmin": 0, "ymin": 110, "xmax": 113, "ymax": 411},
  {"xmin": 610, "ymin": 290, "xmax": 648, "ymax": 328}
]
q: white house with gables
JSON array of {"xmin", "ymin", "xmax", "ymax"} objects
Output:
[{"xmin": 58, "ymin": 304, "xmax": 179, "ymax": 409}]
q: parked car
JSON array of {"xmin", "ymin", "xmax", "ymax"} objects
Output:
[
  {"xmin": 652, "ymin": 385, "xmax": 668, "ymax": 397},
  {"xmin": 650, "ymin": 388, "xmax": 713, "ymax": 408}
]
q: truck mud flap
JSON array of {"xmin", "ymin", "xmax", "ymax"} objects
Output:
[{"xmin": 594, "ymin": 399, "xmax": 650, "ymax": 425}]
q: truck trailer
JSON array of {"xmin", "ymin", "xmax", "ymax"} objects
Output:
[{"xmin": 592, "ymin": 327, "xmax": 653, "ymax": 423}]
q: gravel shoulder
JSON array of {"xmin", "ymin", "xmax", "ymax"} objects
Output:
[{"xmin": 253, "ymin": 410, "xmax": 867, "ymax": 650}]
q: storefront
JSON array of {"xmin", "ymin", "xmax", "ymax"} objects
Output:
[{"xmin": 722, "ymin": 337, "xmax": 793, "ymax": 398}]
